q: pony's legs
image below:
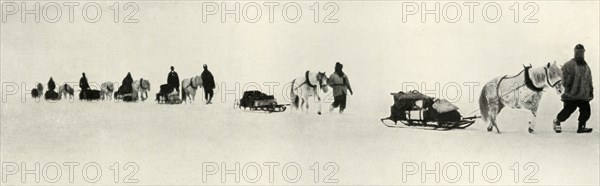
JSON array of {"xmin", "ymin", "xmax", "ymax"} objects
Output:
[
  {"xmin": 487, "ymin": 100, "xmax": 501, "ymax": 133},
  {"xmin": 528, "ymin": 112, "xmax": 537, "ymax": 133},
  {"xmin": 191, "ymin": 90, "xmax": 196, "ymax": 103},
  {"xmin": 490, "ymin": 115, "xmax": 501, "ymax": 133},
  {"xmin": 525, "ymin": 102, "xmax": 539, "ymax": 133},
  {"xmin": 306, "ymin": 100, "xmax": 310, "ymax": 114},
  {"xmin": 139, "ymin": 91, "xmax": 145, "ymax": 101},
  {"xmin": 317, "ymin": 96, "xmax": 322, "ymax": 115},
  {"xmin": 485, "ymin": 104, "xmax": 494, "ymax": 132},
  {"xmin": 302, "ymin": 96, "xmax": 308, "ymax": 114},
  {"xmin": 184, "ymin": 92, "xmax": 189, "ymax": 103}
]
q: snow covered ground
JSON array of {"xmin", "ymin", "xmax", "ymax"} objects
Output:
[
  {"xmin": 2, "ymin": 1, "xmax": 599, "ymax": 185},
  {"xmin": 1, "ymin": 96, "xmax": 598, "ymax": 185}
]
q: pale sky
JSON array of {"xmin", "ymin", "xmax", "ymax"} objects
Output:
[{"xmin": 1, "ymin": 1, "xmax": 598, "ymax": 109}]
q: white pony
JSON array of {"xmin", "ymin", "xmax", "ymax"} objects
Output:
[
  {"xmin": 100, "ymin": 82, "xmax": 114, "ymax": 101},
  {"xmin": 58, "ymin": 83, "xmax": 74, "ymax": 100},
  {"xmin": 31, "ymin": 83, "xmax": 44, "ymax": 98},
  {"xmin": 181, "ymin": 76, "xmax": 203, "ymax": 103},
  {"xmin": 132, "ymin": 78, "xmax": 151, "ymax": 101},
  {"xmin": 290, "ymin": 71, "xmax": 329, "ymax": 115},
  {"xmin": 479, "ymin": 62, "xmax": 564, "ymax": 133}
]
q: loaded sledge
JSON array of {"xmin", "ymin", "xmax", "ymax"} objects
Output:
[
  {"xmin": 234, "ymin": 90, "xmax": 287, "ymax": 112},
  {"xmin": 380, "ymin": 90, "xmax": 479, "ymax": 130},
  {"xmin": 155, "ymin": 84, "xmax": 182, "ymax": 104}
]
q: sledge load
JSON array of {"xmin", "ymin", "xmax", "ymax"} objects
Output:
[
  {"xmin": 156, "ymin": 84, "xmax": 182, "ymax": 104},
  {"xmin": 381, "ymin": 90, "xmax": 479, "ymax": 130},
  {"xmin": 234, "ymin": 90, "xmax": 287, "ymax": 112}
]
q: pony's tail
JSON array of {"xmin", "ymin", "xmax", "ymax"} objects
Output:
[
  {"xmin": 181, "ymin": 85, "xmax": 186, "ymax": 102},
  {"xmin": 294, "ymin": 96, "xmax": 299, "ymax": 108},
  {"xmin": 290, "ymin": 80, "xmax": 298, "ymax": 108},
  {"xmin": 479, "ymin": 88, "xmax": 489, "ymax": 122}
]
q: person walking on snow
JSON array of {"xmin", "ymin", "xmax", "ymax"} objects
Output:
[
  {"xmin": 554, "ymin": 44, "xmax": 594, "ymax": 133},
  {"xmin": 201, "ymin": 64, "xmax": 216, "ymax": 104},
  {"xmin": 328, "ymin": 62, "xmax": 353, "ymax": 113},
  {"xmin": 79, "ymin": 73, "xmax": 90, "ymax": 91},
  {"xmin": 167, "ymin": 66, "xmax": 180, "ymax": 92}
]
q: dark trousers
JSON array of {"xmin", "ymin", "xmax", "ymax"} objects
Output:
[
  {"xmin": 204, "ymin": 89, "xmax": 214, "ymax": 102},
  {"xmin": 332, "ymin": 94, "xmax": 347, "ymax": 111},
  {"xmin": 557, "ymin": 100, "xmax": 591, "ymax": 125}
]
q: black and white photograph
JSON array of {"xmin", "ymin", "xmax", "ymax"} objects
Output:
[{"xmin": 0, "ymin": 0, "xmax": 599, "ymax": 185}]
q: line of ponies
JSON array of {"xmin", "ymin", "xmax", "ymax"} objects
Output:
[
  {"xmin": 29, "ymin": 75, "xmax": 203, "ymax": 103},
  {"xmin": 28, "ymin": 62, "xmax": 564, "ymax": 133}
]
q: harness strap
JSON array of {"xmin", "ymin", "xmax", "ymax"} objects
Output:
[
  {"xmin": 190, "ymin": 77, "xmax": 198, "ymax": 89},
  {"xmin": 496, "ymin": 68, "xmax": 543, "ymax": 101},
  {"xmin": 139, "ymin": 78, "xmax": 146, "ymax": 89},
  {"xmin": 305, "ymin": 71, "xmax": 316, "ymax": 88},
  {"xmin": 496, "ymin": 75, "xmax": 507, "ymax": 101},
  {"xmin": 524, "ymin": 67, "xmax": 544, "ymax": 92},
  {"xmin": 184, "ymin": 77, "xmax": 198, "ymax": 90}
]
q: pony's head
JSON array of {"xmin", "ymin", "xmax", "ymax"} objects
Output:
[
  {"xmin": 36, "ymin": 83, "xmax": 44, "ymax": 92},
  {"xmin": 317, "ymin": 72, "xmax": 329, "ymax": 93},
  {"xmin": 545, "ymin": 61, "xmax": 563, "ymax": 95},
  {"xmin": 107, "ymin": 83, "xmax": 114, "ymax": 91},
  {"xmin": 142, "ymin": 79, "xmax": 151, "ymax": 91}
]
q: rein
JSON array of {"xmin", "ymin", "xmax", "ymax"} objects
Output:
[{"xmin": 545, "ymin": 67, "xmax": 562, "ymax": 88}]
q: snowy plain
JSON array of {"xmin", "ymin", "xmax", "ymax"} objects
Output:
[{"xmin": 1, "ymin": 1, "xmax": 600, "ymax": 185}]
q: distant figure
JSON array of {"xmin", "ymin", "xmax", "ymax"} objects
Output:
[
  {"xmin": 167, "ymin": 66, "xmax": 180, "ymax": 92},
  {"xmin": 554, "ymin": 44, "xmax": 594, "ymax": 133},
  {"xmin": 100, "ymin": 82, "xmax": 115, "ymax": 100},
  {"xmin": 31, "ymin": 83, "xmax": 44, "ymax": 98},
  {"xmin": 79, "ymin": 73, "xmax": 90, "ymax": 91},
  {"xmin": 78, "ymin": 73, "xmax": 101, "ymax": 101},
  {"xmin": 201, "ymin": 64, "xmax": 216, "ymax": 104},
  {"xmin": 47, "ymin": 77, "xmax": 56, "ymax": 91},
  {"xmin": 121, "ymin": 72, "xmax": 134, "ymax": 94},
  {"xmin": 328, "ymin": 62, "xmax": 353, "ymax": 113},
  {"xmin": 45, "ymin": 77, "xmax": 59, "ymax": 100},
  {"xmin": 59, "ymin": 83, "xmax": 75, "ymax": 99}
]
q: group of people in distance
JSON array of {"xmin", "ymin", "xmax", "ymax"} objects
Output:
[
  {"xmin": 75, "ymin": 64, "xmax": 216, "ymax": 103},
  {"xmin": 165, "ymin": 64, "xmax": 216, "ymax": 104}
]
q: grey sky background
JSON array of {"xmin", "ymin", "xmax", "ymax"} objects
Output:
[{"xmin": 1, "ymin": 1, "xmax": 598, "ymax": 109}]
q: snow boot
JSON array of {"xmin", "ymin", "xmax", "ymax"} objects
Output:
[
  {"xmin": 553, "ymin": 119, "xmax": 562, "ymax": 133},
  {"xmin": 577, "ymin": 122, "xmax": 592, "ymax": 133}
]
